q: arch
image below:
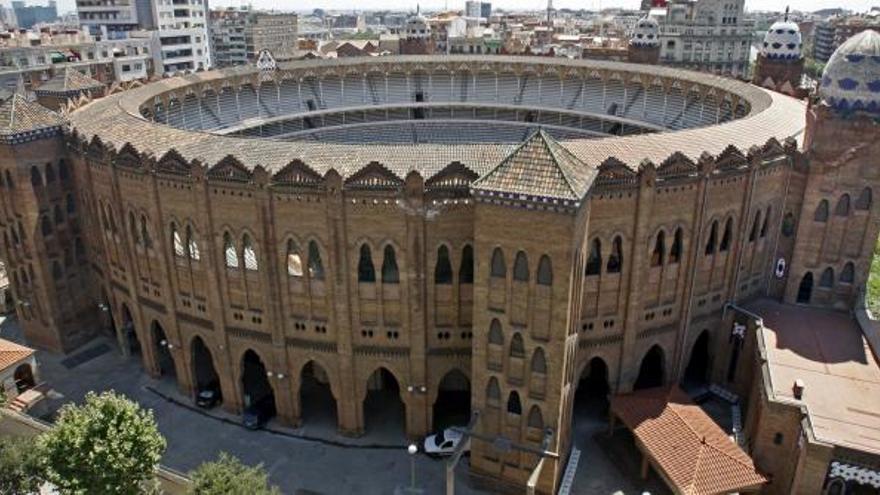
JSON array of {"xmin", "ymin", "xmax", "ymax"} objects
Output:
[
  {"xmin": 30, "ymin": 166, "xmax": 42, "ymax": 187},
  {"xmin": 357, "ymin": 244, "xmax": 375, "ymax": 282},
  {"xmin": 40, "ymin": 215, "xmax": 52, "ymax": 237},
  {"xmin": 172, "ymin": 223, "xmax": 185, "ymax": 257},
  {"xmin": 191, "ymin": 336, "xmax": 221, "ymax": 406},
  {"xmin": 840, "ymin": 262, "xmax": 855, "ymax": 284},
  {"xmin": 760, "ymin": 206, "xmax": 771, "ymax": 238},
  {"xmin": 683, "ymin": 330, "xmax": 711, "ymax": 386},
  {"xmin": 381, "ymin": 244, "xmax": 399, "ymax": 284},
  {"xmin": 308, "ymin": 240, "xmax": 325, "ymax": 280},
  {"xmin": 434, "ymin": 245, "xmax": 453, "ymax": 284},
  {"xmin": 44, "ymin": 163, "xmax": 55, "ymax": 183},
  {"xmin": 241, "ymin": 349, "xmax": 276, "ymax": 424},
  {"xmin": 490, "ymin": 247, "xmax": 506, "ymax": 278},
  {"xmin": 486, "ymin": 376, "xmax": 501, "ymax": 407},
  {"xmin": 509, "ymin": 332, "xmax": 525, "ymax": 358},
  {"xmin": 835, "ymin": 194, "xmax": 850, "ymax": 216},
  {"xmin": 782, "ymin": 212, "xmax": 795, "ymax": 236},
  {"xmin": 856, "ymin": 187, "xmax": 872, "ymax": 210},
  {"xmin": 814, "ymin": 199, "xmax": 829, "ymax": 222},
  {"xmin": 300, "ymin": 360, "xmax": 337, "ymax": 429},
  {"xmin": 13, "ymin": 363, "xmax": 35, "ymax": 393},
  {"xmin": 223, "ymin": 232, "xmax": 238, "ymax": 268},
  {"xmin": 719, "ymin": 217, "xmax": 733, "ymax": 252},
  {"xmin": 537, "ymin": 255, "xmax": 553, "ymax": 285},
  {"xmin": 797, "ymin": 272, "xmax": 813, "ymax": 304},
  {"xmin": 527, "ymin": 405, "xmax": 543, "ymax": 429},
  {"xmin": 586, "ymin": 238, "xmax": 602, "ymax": 275},
  {"xmin": 363, "ymin": 367, "xmax": 405, "ymax": 437},
  {"xmin": 151, "ymin": 321, "xmax": 176, "ymax": 378},
  {"xmin": 433, "ymin": 369, "xmax": 471, "ymax": 430},
  {"xmin": 489, "ymin": 319, "xmax": 503, "ymax": 345},
  {"xmin": 670, "ymin": 228, "xmax": 683, "ymax": 263},
  {"xmin": 513, "ymin": 251, "xmax": 529, "ymax": 282},
  {"xmin": 634, "ymin": 345, "xmax": 665, "ymax": 390},
  {"xmin": 286, "ymin": 239, "xmax": 304, "ymax": 277},
  {"xmin": 120, "ymin": 302, "xmax": 140, "ymax": 355},
  {"xmin": 242, "ymin": 234, "xmax": 258, "ymax": 271},
  {"xmin": 705, "ymin": 220, "xmax": 718, "ymax": 255},
  {"xmin": 607, "ymin": 237, "xmax": 623, "ymax": 273},
  {"xmin": 819, "ymin": 267, "xmax": 834, "ymax": 288},
  {"xmin": 186, "ymin": 225, "xmax": 200, "ymax": 260},
  {"xmin": 749, "ymin": 210, "xmax": 761, "ymax": 242},
  {"xmin": 459, "ymin": 245, "xmax": 474, "ymax": 283},
  {"xmin": 506, "ymin": 391, "xmax": 522, "ymax": 415},
  {"xmin": 651, "ymin": 230, "xmax": 665, "ymax": 267}
]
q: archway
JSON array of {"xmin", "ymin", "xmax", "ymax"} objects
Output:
[
  {"xmin": 363, "ymin": 367, "xmax": 406, "ymax": 438},
  {"xmin": 299, "ymin": 361, "xmax": 337, "ymax": 430},
  {"xmin": 151, "ymin": 321, "xmax": 175, "ymax": 378},
  {"xmin": 571, "ymin": 357, "xmax": 610, "ymax": 453},
  {"xmin": 241, "ymin": 350, "xmax": 276, "ymax": 422},
  {"xmin": 634, "ymin": 345, "xmax": 665, "ymax": 390},
  {"xmin": 432, "ymin": 369, "xmax": 471, "ymax": 431},
  {"xmin": 683, "ymin": 331, "xmax": 711, "ymax": 389},
  {"xmin": 797, "ymin": 272, "xmax": 813, "ymax": 304},
  {"xmin": 191, "ymin": 337, "xmax": 221, "ymax": 405},
  {"xmin": 121, "ymin": 304, "xmax": 140, "ymax": 356},
  {"xmin": 13, "ymin": 363, "xmax": 35, "ymax": 392}
]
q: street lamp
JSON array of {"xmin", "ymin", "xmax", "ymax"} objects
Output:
[{"xmin": 407, "ymin": 443, "xmax": 418, "ymax": 491}]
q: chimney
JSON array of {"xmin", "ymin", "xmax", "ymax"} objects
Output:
[{"xmin": 792, "ymin": 379, "xmax": 805, "ymax": 400}]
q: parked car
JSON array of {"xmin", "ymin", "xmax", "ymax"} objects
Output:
[
  {"xmin": 423, "ymin": 427, "xmax": 468, "ymax": 457},
  {"xmin": 242, "ymin": 396, "xmax": 275, "ymax": 430},
  {"xmin": 195, "ymin": 382, "xmax": 221, "ymax": 409}
]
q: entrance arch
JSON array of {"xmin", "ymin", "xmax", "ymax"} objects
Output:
[
  {"xmin": 432, "ymin": 369, "xmax": 471, "ymax": 431},
  {"xmin": 191, "ymin": 337, "xmax": 220, "ymax": 403},
  {"xmin": 241, "ymin": 349, "xmax": 276, "ymax": 419},
  {"xmin": 121, "ymin": 303, "xmax": 140, "ymax": 356},
  {"xmin": 683, "ymin": 331, "xmax": 711, "ymax": 387},
  {"xmin": 797, "ymin": 272, "xmax": 813, "ymax": 304},
  {"xmin": 634, "ymin": 345, "xmax": 665, "ymax": 390},
  {"xmin": 299, "ymin": 361, "xmax": 337, "ymax": 430},
  {"xmin": 13, "ymin": 363, "xmax": 35, "ymax": 392},
  {"xmin": 363, "ymin": 367, "xmax": 405, "ymax": 437},
  {"xmin": 151, "ymin": 321, "xmax": 175, "ymax": 378}
]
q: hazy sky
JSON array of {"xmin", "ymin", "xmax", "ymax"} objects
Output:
[{"xmin": 50, "ymin": 0, "xmax": 876, "ymax": 16}]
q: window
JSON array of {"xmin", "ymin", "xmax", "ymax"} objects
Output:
[
  {"xmin": 140, "ymin": 216, "xmax": 151, "ymax": 248},
  {"xmin": 382, "ymin": 245, "xmax": 399, "ymax": 284},
  {"xmin": 186, "ymin": 226, "xmax": 199, "ymax": 260},
  {"xmin": 286, "ymin": 240, "xmax": 303, "ymax": 277},
  {"xmin": 531, "ymin": 348, "xmax": 546, "ymax": 373},
  {"xmin": 5, "ymin": 170, "xmax": 14, "ymax": 189},
  {"xmin": 819, "ymin": 267, "xmax": 834, "ymax": 288},
  {"xmin": 840, "ymin": 262, "xmax": 854, "ymax": 284},
  {"xmin": 58, "ymin": 160, "xmax": 70, "ymax": 183},
  {"xmin": 242, "ymin": 235, "xmax": 258, "ymax": 271},
  {"xmin": 308, "ymin": 240, "xmax": 324, "ymax": 280},
  {"xmin": 513, "ymin": 251, "xmax": 529, "ymax": 282},
  {"xmin": 54, "ymin": 204, "xmax": 63, "ymax": 225},
  {"xmin": 489, "ymin": 319, "xmax": 503, "ymax": 345},
  {"xmin": 40, "ymin": 215, "xmax": 52, "ymax": 236},
  {"xmin": 527, "ymin": 406, "xmax": 543, "ymax": 429},
  {"xmin": 358, "ymin": 244, "xmax": 375, "ymax": 282},
  {"xmin": 30, "ymin": 166, "xmax": 42, "ymax": 187},
  {"xmin": 814, "ymin": 200, "xmax": 829, "ymax": 222},
  {"xmin": 66, "ymin": 194, "xmax": 76, "ymax": 214},
  {"xmin": 749, "ymin": 211, "xmax": 760, "ymax": 242},
  {"xmin": 224, "ymin": 232, "xmax": 238, "ymax": 268},
  {"xmin": 486, "ymin": 377, "xmax": 501, "ymax": 407},
  {"xmin": 537, "ymin": 255, "xmax": 552, "ymax": 285},
  {"xmin": 490, "ymin": 248, "xmax": 506, "ymax": 278},
  {"xmin": 586, "ymin": 239, "xmax": 602, "ymax": 275},
  {"xmin": 705, "ymin": 221, "xmax": 718, "ymax": 255},
  {"xmin": 506, "ymin": 391, "xmax": 522, "ymax": 415},
  {"xmin": 720, "ymin": 218, "xmax": 733, "ymax": 252},
  {"xmin": 510, "ymin": 333, "xmax": 525, "ymax": 358},
  {"xmin": 856, "ymin": 187, "xmax": 872, "ymax": 210},
  {"xmin": 773, "ymin": 432, "xmax": 784, "ymax": 445},
  {"xmin": 434, "ymin": 246, "xmax": 453, "ymax": 284},
  {"xmin": 670, "ymin": 228, "xmax": 683, "ymax": 263},
  {"xmin": 652, "ymin": 231, "xmax": 665, "ymax": 267},
  {"xmin": 760, "ymin": 207, "xmax": 770, "ymax": 238},
  {"xmin": 782, "ymin": 213, "xmax": 795, "ymax": 237},
  {"xmin": 607, "ymin": 237, "xmax": 622, "ymax": 273},
  {"xmin": 835, "ymin": 194, "xmax": 850, "ymax": 216},
  {"xmin": 172, "ymin": 224, "xmax": 185, "ymax": 257},
  {"xmin": 52, "ymin": 260, "xmax": 62, "ymax": 280},
  {"xmin": 44, "ymin": 163, "xmax": 55, "ymax": 183}
]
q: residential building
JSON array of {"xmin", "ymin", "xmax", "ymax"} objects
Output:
[
  {"xmin": 210, "ymin": 9, "xmax": 298, "ymax": 68},
  {"xmin": 76, "ymin": 0, "xmax": 153, "ymax": 40},
  {"xmin": 813, "ymin": 12, "xmax": 880, "ymax": 63}
]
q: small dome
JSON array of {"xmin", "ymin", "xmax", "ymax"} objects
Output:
[
  {"xmin": 631, "ymin": 16, "xmax": 659, "ymax": 48},
  {"xmin": 761, "ymin": 20, "xmax": 802, "ymax": 60},
  {"xmin": 819, "ymin": 29, "xmax": 880, "ymax": 114}
]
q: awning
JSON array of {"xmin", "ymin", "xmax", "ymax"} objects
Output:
[{"xmin": 610, "ymin": 385, "xmax": 767, "ymax": 495}]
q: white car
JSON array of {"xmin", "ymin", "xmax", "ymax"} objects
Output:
[{"xmin": 423, "ymin": 428, "xmax": 468, "ymax": 456}]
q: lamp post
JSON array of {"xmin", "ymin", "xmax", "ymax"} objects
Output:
[{"xmin": 408, "ymin": 443, "xmax": 418, "ymax": 490}]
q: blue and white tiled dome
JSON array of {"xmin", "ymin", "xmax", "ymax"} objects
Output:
[
  {"xmin": 820, "ymin": 29, "xmax": 880, "ymax": 114},
  {"xmin": 631, "ymin": 16, "xmax": 660, "ymax": 48},
  {"xmin": 761, "ymin": 20, "xmax": 802, "ymax": 60}
]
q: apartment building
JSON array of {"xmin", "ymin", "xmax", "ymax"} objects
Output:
[
  {"xmin": 210, "ymin": 9, "xmax": 297, "ymax": 67},
  {"xmin": 813, "ymin": 12, "xmax": 880, "ymax": 63}
]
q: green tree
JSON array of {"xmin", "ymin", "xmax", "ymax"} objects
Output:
[
  {"xmin": 188, "ymin": 452, "xmax": 280, "ymax": 495},
  {"xmin": 0, "ymin": 435, "xmax": 43, "ymax": 495},
  {"xmin": 37, "ymin": 391, "xmax": 166, "ymax": 494}
]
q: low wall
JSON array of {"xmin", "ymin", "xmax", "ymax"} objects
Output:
[
  {"xmin": 0, "ymin": 408, "xmax": 191, "ymax": 494},
  {"xmin": 853, "ymin": 290, "xmax": 880, "ymax": 360}
]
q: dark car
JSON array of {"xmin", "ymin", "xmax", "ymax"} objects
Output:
[
  {"xmin": 242, "ymin": 396, "xmax": 275, "ymax": 430},
  {"xmin": 195, "ymin": 382, "xmax": 221, "ymax": 409}
]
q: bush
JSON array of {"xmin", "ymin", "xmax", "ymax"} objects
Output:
[{"xmin": 188, "ymin": 452, "xmax": 280, "ymax": 495}]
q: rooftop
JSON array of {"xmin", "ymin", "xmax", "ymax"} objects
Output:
[{"xmin": 0, "ymin": 337, "xmax": 34, "ymax": 372}]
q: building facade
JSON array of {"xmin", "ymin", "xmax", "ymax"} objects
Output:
[{"xmin": 210, "ymin": 10, "xmax": 298, "ymax": 68}]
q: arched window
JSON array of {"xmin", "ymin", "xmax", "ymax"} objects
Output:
[
  {"xmin": 531, "ymin": 348, "xmax": 546, "ymax": 373},
  {"xmin": 140, "ymin": 215, "xmax": 151, "ymax": 248},
  {"xmin": 434, "ymin": 246, "xmax": 453, "ymax": 284},
  {"xmin": 489, "ymin": 319, "xmax": 503, "ymax": 345},
  {"xmin": 107, "ymin": 208, "xmax": 117, "ymax": 233},
  {"xmin": 382, "ymin": 245, "xmax": 399, "ymax": 283},
  {"xmin": 357, "ymin": 244, "xmax": 375, "ymax": 282},
  {"xmin": 835, "ymin": 194, "xmax": 850, "ymax": 216},
  {"xmin": 186, "ymin": 226, "xmax": 200, "ymax": 260},
  {"xmin": 17, "ymin": 221, "xmax": 24, "ymax": 242},
  {"xmin": 75, "ymin": 237, "xmax": 85, "ymax": 260},
  {"xmin": 670, "ymin": 228, "xmax": 683, "ymax": 263},
  {"xmin": 44, "ymin": 163, "xmax": 55, "ymax": 183},
  {"xmin": 30, "ymin": 166, "xmax": 42, "ymax": 187},
  {"xmin": 782, "ymin": 212, "xmax": 795, "ymax": 237},
  {"xmin": 607, "ymin": 236, "xmax": 623, "ymax": 273},
  {"xmin": 856, "ymin": 187, "xmax": 872, "ymax": 210},
  {"xmin": 486, "ymin": 377, "xmax": 501, "ymax": 407},
  {"xmin": 720, "ymin": 218, "xmax": 733, "ymax": 252},
  {"xmin": 58, "ymin": 160, "xmax": 70, "ymax": 183},
  {"xmin": 490, "ymin": 248, "xmax": 506, "ymax": 278},
  {"xmin": 171, "ymin": 224, "xmax": 185, "ymax": 257},
  {"xmin": 760, "ymin": 206, "xmax": 771, "ymax": 238},
  {"xmin": 513, "ymin": 251, "xmax": 529, "ymax": 281},
  {"xmin": 242, "ymin": 235, "xmax": 258, "ymax": 271},
  {"xmin": 65, "ymin": 194, "xmax": 76, "ymax": 214},
  {"xmin": 5, "ymin": 170, "xmax": 14, "ymax": 189},
  {"xmin": 100, "ymin": 205, "xmax": 109, "ymax": 231},
  {"xmin": 40, "ymin": 215, "xmax": 51, "ymax": 236},
  {"xmin": 527, "ymin": 406, "xmax": 543, "ymax": 429},
  {"xmin": 51, "ymin": 260, "xmax": 62, "ymax": 280},
  {"xmin": 11, "ymin": 227, "xmax": 19, "ymax": 245},
  {"xmin": 705, "ymin": 220, "xmax": 718, "ymax": 255},
  {"xmin": 459, "ymin": 245, "xmax": 474, "ymax": 283},
  {"xmin": 128, "ymin": 212, "xmax": 139, "ymax": 245},
  {"xmin": 537, "ymin": 255, "xmax": 552, "ymax": 285},
  {"xmin": 749, "ymin": 211, "xmax": 761, "ymax": 242},
  {"xmin": 840, "ymin": 262, "xmax": 855, "ymax": 284},
  {"xmin": 651, "ymin": 231, "xmax": 665, "ymax": 267},
  {"xmin": 53, "ymin": 204, "xmax": 63, "ymax": 225},
  {"xmin": 223, "ymin": 232, "xmax": 238, "ymax": 268},
  {"xmin": 308, "ymin": 241, "xmax": 325, "ymax": 280},
  {"xmin": 814, "ymin": 200, "xmax": 829, "ymax": 222},
  {"xmin": 820, "ymin": 267, "xmax": 834, "ymax": 288},
  {"xmin": 506, "ymin": 391, "xmax": 522, "ymax": 415},
  {"xmin": 586, "ymin": 239, "xmax": 602, "ymax": 275},
  {"xmin": 286, "ymin": 240, "xmax": 303, "ymax": 277},
  {"xmin": 510, "ymin": 333, "xmax": 525, "ymax": 358}
]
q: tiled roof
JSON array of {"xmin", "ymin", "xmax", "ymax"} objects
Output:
[
  {"xmin": 0, "ymin": 94, "xmax": 63, "ymax": 136},
  {"xmin": 37, "ymin": 67, "xmax": 103, "ymax": 93},
  {"xmin": 473, "ymin": 129, "xmax": 594, "ymax": 201},
  {"xmin": 610, "ymin": 386, "xmax": 767, "ymax": 495},
  {"xmin": 0, "ymin": 338, "xmax": 34, "ymax": 372}
]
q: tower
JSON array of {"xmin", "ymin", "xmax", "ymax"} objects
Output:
[
  {"xmin": 782, "ymin": 30, "xmax": 880, "ymax": 308},
  {"xmin": 399, "ymin": 6, "xmax": 434, "ymax": 55},
  {"xmin": 627, "ymin": 15, "xmax": 660, "ymax": 65},
  {"xmin": 752, "ymin": 8, "xmax": 805, "ymax": 96}
]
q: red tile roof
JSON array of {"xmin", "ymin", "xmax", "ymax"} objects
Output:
[
  {"xmin": 0, "ymin": 338, "xmax": 34, "ymax": 371},
  {"xmin": 611, "ymin": 385, "xmax": 767, "ymax": 495}
]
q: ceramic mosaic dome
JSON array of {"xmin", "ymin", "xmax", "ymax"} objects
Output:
[
  {"xmin": 819, "ymin": 29, "xmax": 880, "ymax": 114},
  {"xmin": 631, "ymin": 16, "xmax": 660, "ymax": 48},
  {"xmin": 762, "ymin": 20, "xmax": 802, "ymax": 60}
]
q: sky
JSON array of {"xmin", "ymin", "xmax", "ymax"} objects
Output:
[{"xmin": 48, "ymin": 0, "xmax": 876, "ymax": 16}]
